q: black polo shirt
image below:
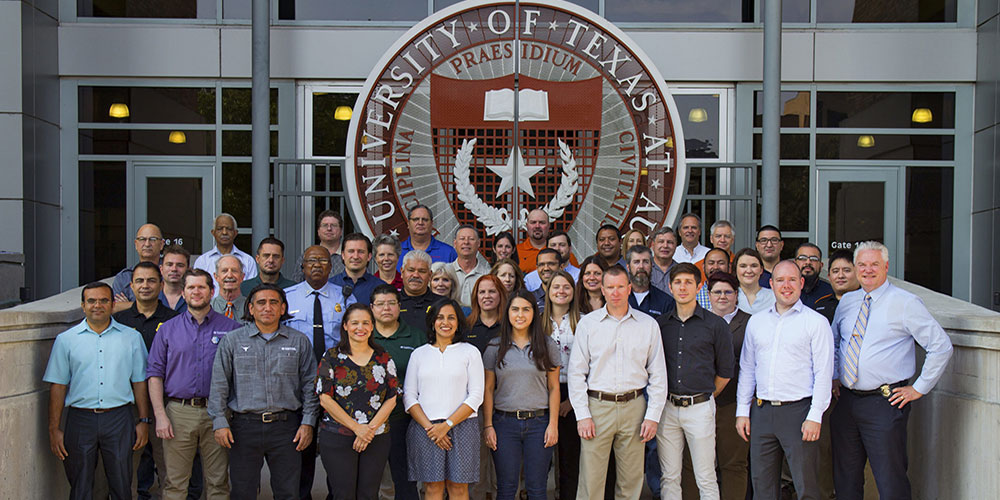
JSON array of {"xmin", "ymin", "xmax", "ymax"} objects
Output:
[
  {"xmin": 656, "ymin": 304, "xmax": 734, "ymax": 396},
  {"xmin": 112, "ymin": 301, "xmax": 179, "ymax": 350},
  {"xmin": 398, "ymin": 289, "xmax": 444, "ymax": 334},
  {"xmin": 813, "ymin": 293, "xmax": 839, "ymax": 324},
  {"xmin": 466, "ymin": 318, "xmax": 501, "ymax": 354}
]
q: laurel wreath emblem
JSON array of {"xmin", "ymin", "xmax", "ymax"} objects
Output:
[{"xmin": 453, "ymin": 138, "xmax": 579, "ymax": 236}]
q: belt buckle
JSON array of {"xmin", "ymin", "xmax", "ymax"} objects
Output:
[
  {"xmin": 676, "ymin": 396, "xmax": 690, "ymax": 407},
  {"xmin": 880, "ymin": 384, "xmax": 892, "ymax": 398},
  {"xmin": 614, "ymin": 393, "xmax": 627, "ymax": 402},
  {"xmin": 772, "ymin": 400, "xmax": 783, "ymax": 406},
  {"xmin": 756, "ymin": 398, "xmax": 762, "ymax": 407},
  {"xmin": 515, "ymin": 410, "xmax": 529, "ymax": 420},
  {"xmin": 261, "ymin": 411, "xmax": 276, "ymax": 423}
]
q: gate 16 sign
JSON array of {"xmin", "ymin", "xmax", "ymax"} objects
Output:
[{"xmin": 346, "ymin": 0, "xmax": 686, "ymax": 257}]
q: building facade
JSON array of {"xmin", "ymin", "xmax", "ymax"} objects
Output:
[{"xmin": 2, "ymin": 0, "xmax": 997, "ymax": 311}]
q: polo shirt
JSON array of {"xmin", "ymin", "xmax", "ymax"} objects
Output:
[
  {"xmin": 146, "ymin": 310, "xmax": 241, "ymax": 399},
  {"xmin": 813, "ymin": 293, "xmax": 839, "ymax": 324},
  {"xmin": 399, "ymin": 289, "xmax": 444, "ymax": 334},
  {"xmin": 466, "ymin": 318, "xmax": 501, "ymax": 354},
  {"xmin": 241, "ymin": 274, "xmax": 297, "ymax": 297},
  {"xmin": 483, "ymin": 336, "xmax": 560, "ymax": 412},
  {"xmin": 372, "ymin": 321, "xmax": 428, "ymax": 420},
  {"xmin": 656, "ymin": 305, "xmax": 735, "ymax": 396},
  {"xmin": 111, "ymin": 267, "xmax": 136, "ymax": 301},
  {"xmin": 800, "ymin": 276, "xmax": 835, "ymax": 311},
  {"xmin": 330, "ymin": 270, "xmax": 381, "ymax": 306},
  {"xmin": 450, "ymin": 256, "xmax": 492, "ymax": 307},
  {"xmin": 43, "ymin": 319, "xmax": 148, "ymax": 409},
  {"xmin": 113, "ymin": 301, "xmax": 179, "ymax": 350},
  {"xmin": 398, "ymin": 237, "xmax": 457, "ymax": 269}
]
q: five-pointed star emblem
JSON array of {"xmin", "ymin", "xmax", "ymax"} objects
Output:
[
  {"xmin": 486, "ymin": 147, "xmax": 545, "ymax": 198},
  {"xmin": 389, "ymin": 229, "xmax": 400, "ymax": 238},
  {"xmin": 650, "ymin": 179, "xmax": 662, "ymax": 189},
  {"xmin": 548, "ymin": 21, "xmax": 559, "ymax": 30},
  {"xmin": 468, "ymin": 22, "xmax": 478, "ymax": 32}
]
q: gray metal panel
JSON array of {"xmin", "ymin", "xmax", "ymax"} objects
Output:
[
  {"xmin": 970, "ymin": 209, "xmax": 993, "ymax": 305},
  {"xmin": 974, "ymin": 127, "xmax": 995, "ymax": 213},
  {"xmin": 976, "ymin": 15, "xmax": 998, "ymax": 131},
  {"xmin": 814, "ymin": 31, "xmax": 977, "ymax": 82},
  {"xmin": 58, "ymin": 25, "xmax": 222, "ymax": 77},
  {"xmin": 0, "ymin": 2, "xmax": 22, "ymax": 113}
]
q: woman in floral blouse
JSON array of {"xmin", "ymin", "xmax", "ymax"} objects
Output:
[{"xmin": 316, "ymin": 303, "xmax": 400, "ymax": 500}]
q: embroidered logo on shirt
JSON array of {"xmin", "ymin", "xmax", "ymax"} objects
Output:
[
  {"xmin": 280, "ymin": 347, "xmax": 297, "ymax": 352},
  {"xmin": 241, "ymin": 345, "xmax": 250, "ymax": 352}
]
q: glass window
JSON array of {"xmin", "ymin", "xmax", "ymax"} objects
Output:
[
  {"xmin": 312, "ymin": 93, "xmax": 358, "ymax": 157},
  {"xmin": 674, "ymin": 94, "xmax": 720, "ymax": 159},
  {"xmin": 222, "ymin": 163, "xmax": 252, "ymax": 228},
  {"xmin": 752, "ymin": 133, "xmax": 810, "ymax": 160},
  {"xmin": 278, "ymin": 0, "xmax": 427, "ymax": 21},
  {"xmin": 80, "ymin": 87, "xmax": 215, "ymax": 124},
  {"xmin": 754, "ymin": 91, "xmax": 810, "ymax": 128},
  {"xmin": 779, "ymin": 166, "xmax": 809, "ymax": 232},
  {"xmin": 757, "ymin": 0, "xmax": 810, "ymax": 23},
  {"xmin": 904, "ymin": 167, "xmax": 953, "ymax": 294},
  {"xmin": 435, "ymin": 0, "xmax": 599, "ymax": 12},
  {"xmin": 817, "ymin": 0, "xmax": 956, "ymax": 23},
  {"xmin": 222, "ymin": 88, "xmax": 279, "ymax": 125},
  {"xmin": 147, "ymin": 176, "xmax": 206, "ymax": 254},
  {"xmin": 80, "ymin": 129, "xmax": 216, "ymax": 156},
  {"xmin": 78, "ymin": 0, "xmax": 217, "ymax": 18},
  {"xmin": 607, "ymin": 0, "xmax": 752, "ymax": 22},
  {"xmin": 815, "ymin": 134, "xmax": 953, "ymax": 160},
  {"xmin": 79, "ymin": 161, "xmax": 127, "ymax": 283},
  {"xmin": 221, "ymin": 130, "xmax": 279, "ymax": 156},
  {"xmin": 817, "ymin": 92, "xmax": 955, "ymax": 129}
]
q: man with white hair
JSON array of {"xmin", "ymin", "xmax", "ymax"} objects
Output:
[
  {"xmin": 830, "ymin": 241, "xmax": 953, "ymax": 500},
  {"xmin": 398, "ymin": 249, "xmax": 439, "ymax": 334},
  {"xmin": 193, "ymin": 213, "xmax": 258, "ymax": 287},
  {"xmin": 209, "ymin": 255, "xmax": 246, "ymax": 320}
]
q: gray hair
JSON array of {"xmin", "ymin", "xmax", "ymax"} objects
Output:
[
  {"xmin": 215, "ymin": 212, "xmax": 238, "ymax": 228},
  {"xmin": 853, "ymin": 241, "xmax": 889, "ymax": 263},
  {"xmin": 709, "ymin": 220, "xmax": 733, "ymax": 235},
  {"xmin": 625, "ymin": 244, "xmax": 653, "ymax": 263},
  {"xmin": 401, "ymin": 249, "xmax": 432, "ymax": 269},
  {"xmin": 215, "ymin": 254, "xmax": 244, "ymax": 273},
  {"xmin": 373, "ymin": 234, "xmax": 402, "ymax": 256},
  {"xmin": 430, "ymin": 262, "xmax": 461, "ymax": 301},
  {"xmin": 650, "ymin": 226, "xmax": 676, "ymax": 240}
]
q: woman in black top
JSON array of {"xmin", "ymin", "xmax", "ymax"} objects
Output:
[{"xmin": 465, "ymin": 274, "xmax": 508, "ymax": 354}]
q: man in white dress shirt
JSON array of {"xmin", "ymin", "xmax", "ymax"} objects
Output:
[
  {"xmin": 568, "ymin": 266, "xmax": 668, "ymax": 500},
  {"xmin": 673, "ymin": 213, "xmax": 709, "ymax": 264},
  {"xmin": 735, "ymin": 260, "xmax": 833, "ymax": 500}
]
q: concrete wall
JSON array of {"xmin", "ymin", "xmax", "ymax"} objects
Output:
[{"xmin": 974, "ymin": 1, "xmax": 1000, "ymax": 312}]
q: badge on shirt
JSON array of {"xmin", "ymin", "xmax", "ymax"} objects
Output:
[
  {"xmin": 212, "ymin": 336, "xmax": 221, "ymax": 345},
  {"xmin": 335, "ymin": 303, "xmax": 342, "ymax": 313}
]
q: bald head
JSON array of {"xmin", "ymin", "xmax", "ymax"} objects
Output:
[
  {"xmin": 526, "ymin": 209, "xmax": 550, "ymax": 246},
  {"xmin": 770, "ymin": 260, "xmax": 805, "ymax": 311},
  {"xmin": 134, "ymin": 223, "xmax": 165, "ymax": 262}
]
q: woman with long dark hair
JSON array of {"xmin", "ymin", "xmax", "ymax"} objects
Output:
[
  {"xmin": 482, "ymin": 289, "xmax": 559, "ymax": 500},
  {"xmin": 315, "ymin": 303, "xmax": 399, "ymax": 500},
  {"xmin": 576, "ymin": 255, "xmax": 609, "ymax": 314}
]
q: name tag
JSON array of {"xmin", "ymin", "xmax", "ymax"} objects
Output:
[{"xmin": 280, "ymin": 347, "xmax": 297, "ymax": 352}]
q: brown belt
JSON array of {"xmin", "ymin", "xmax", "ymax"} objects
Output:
[
  {"xmin": 587, "ymin": 389, "xmax": 642, "ymax": 403},
  {"xmin": 69, "ymin": 405, "xmax": 127, "ymax": 414},
  {"xmin": 168, "ymin": 397, "xmax": 208, "ymax": 408},
  {"xmin": 495, "ymin": 409, "xmax": 548, "ymax": 420}
]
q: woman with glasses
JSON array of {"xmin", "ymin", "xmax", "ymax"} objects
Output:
[
  {"xmin": 482, "ymin": 290, "xmax": 560, "ymax": 500},
  {"xmin": 732, "ymin": 248, "xmax": 776, "ymax": 314}
]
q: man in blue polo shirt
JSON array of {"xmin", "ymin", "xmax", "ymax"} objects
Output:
[
  {"xmin": 44, "ymin": 282, "xmax": 151, "ymax": 500},
  {"xmin": 397, "ymin": 204, "xmax": 457, "ymax": 269}
]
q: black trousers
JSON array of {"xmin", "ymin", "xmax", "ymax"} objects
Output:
[
  {"xmin": 300, "ymin": 436, "xmax": 333, "ymax": 500},
  {"xmin": 64, "ymin": 406, "xmax": 135, "ymax": 500},
  {"xmin": 387, "ymin": 415, "xmax": 419, "ymax": 500},
  {"xmin": 319, "ymin": 430, "xmax": 391, "ymax": 500},
  {"xmin": 229, "ymin": 414, "xmax": 303, "ymax": 500},
  {"xmin": 831, "ymin": 389, "xmax": 911, "ymax": 500},
  {"xmin": 748, "ymin": 399, "xmax": 821, "ymax": 500}
]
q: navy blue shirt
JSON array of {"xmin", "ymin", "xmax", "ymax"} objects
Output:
[
  {"xmin": 329, "ymin": 271, "xmax": 381, "ymax": 306},
  {"xmin": 800, "ymin": 276, "xmax": 835, "ymax": 311},
  {"xmin": 629, "ymin": 286, "xmax": 676, "ymax": 319}
]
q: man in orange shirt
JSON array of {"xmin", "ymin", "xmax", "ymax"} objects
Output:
[{"xmin": 518, "ymin": 209, "xmax": 551, "ymax": 273}]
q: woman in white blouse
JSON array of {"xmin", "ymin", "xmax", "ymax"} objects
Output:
[
  {"xmin": 733, "ymin": 248, "xmax": 776, "ymax": 314},
  {"xmin": 542, "ymin": 270, "xmax": 584, "ymax": 500},
  {"xmin": 403, "ymin": 298, "xmax": 484, "ymax": 500}
]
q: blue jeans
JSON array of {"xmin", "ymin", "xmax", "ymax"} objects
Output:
[{"xmin": 490, "ymin": 413, "xmax": 553, "ymax": 500}]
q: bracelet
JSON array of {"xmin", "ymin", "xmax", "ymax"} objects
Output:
[{"xmin": 484, "ymin": 425, "xmax": 493, "ymax": 429}]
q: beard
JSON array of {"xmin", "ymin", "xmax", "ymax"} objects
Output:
[{"xmin": 631, "ymin": 271, "xmax": 650, "ymax": 290}]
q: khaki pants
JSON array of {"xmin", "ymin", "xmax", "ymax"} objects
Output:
[
  {"xmin": 162, "ymin": 402, "xmax": 229, "ymax": 500},
  {"xmin": 578, "ymin": 396, "xmax": 646, "ymax": 500}
]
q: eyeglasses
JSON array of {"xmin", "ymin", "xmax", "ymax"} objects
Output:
[
  {"xmin": 304, "ymin": 258, "xmax": 331, "ymax": 265},
  {"xmin": 85, "ymin": 298, "xmax": 112, "ymax": 305},
  {"xmin": 709, "ymin": 290, "xmax": 735, "ymax": 297},
  {"xmin": 319, "ymin": 223, "xmax": 340, "ymax": 230},
  {"xmin": 796, "ymin": 255, "xmax": 822, "ymax": 262},
  {"xmin": 756, "ymin": 237, "xmax": 782, "ymax": 245},
  {"xmin": 408, "ymin": 217, "xmax": 431, "ymax": 223},
  {"xmin": 372, "ymin": 301, "xmax": 399, "ymax": 308},
  {"xmin": 135, "ymin": 237, "xmax": 162, "ymax": 244}
]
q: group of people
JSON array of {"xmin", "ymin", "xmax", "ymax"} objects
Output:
[{"xmin": 45, "ymin": 204, "xmax": 955, "ymax": 500}]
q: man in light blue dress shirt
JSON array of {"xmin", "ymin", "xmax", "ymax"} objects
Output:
[
  {"xmin": 830, "ymin": 241, "xmax": 953, "ymax": 500},
  {"xmin": 736, "ymin": 260, "xmax": 834, "ymax": 500}
]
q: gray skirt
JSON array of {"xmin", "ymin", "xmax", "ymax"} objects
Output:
[{"xmin": 407, "ymin": 416, "xmax": 481, "ymax": 484}]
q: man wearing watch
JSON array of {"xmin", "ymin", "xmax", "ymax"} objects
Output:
[
  {"xmin": 147, "ymin": 269, "xmax": 241, "ymax": 500},
  {"xmin": 43, "ymin": 282, "xmax": 151, "ymax": 500}
]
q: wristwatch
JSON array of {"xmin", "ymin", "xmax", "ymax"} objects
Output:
[
  {"xmin": 445, "ymin": 419, "xmax": 455, "ymax": 428},
  {"xmin": 138, "ymin": 417, "xmax": 153, "ymax": 424}
]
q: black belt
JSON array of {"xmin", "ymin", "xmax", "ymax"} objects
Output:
[
  {"xmin": 756, "ymin": 397, "xmax": 808, "ymax": 407},
  {"xmin": 69, "ymin": 404, "xmax": 127, "ymax": 414},
  {"xmin": 168, "ymin": 397, "xmax": 208, "ymax": 408},
  {"xmin": 669, "ymin": 393, "xmax": 711, "ymax": 407},
  {"xmin": 587, "ymin": 389, "xmax": 642, "ymax": 402},
  {"xmin": 495, "ymin": 409, "xmax": 548, "ymax": 420},
  {"xmin": 845, "ymin": 380, "xmax": 907, "ymax": 399},
  {"xmin": 232, "ymin": 410, "xmax": 297, "ymax": 423}
]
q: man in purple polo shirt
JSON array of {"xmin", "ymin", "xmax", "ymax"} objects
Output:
[{"xmin": 147, "ymin": 269, "xmax": 240, "ymax": 500}]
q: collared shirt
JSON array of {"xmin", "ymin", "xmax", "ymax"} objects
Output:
[
  {"xmin": 208, "ymin": 323, "xmax": 320, "ymax": 429},
  {"xmin": 738, "ymin": 286, "xmax": 776, "ymax": 315},
  {"xmin": 283, "ymin": 281, "xmax": 356, "ymax": 347},
  {"xmin": 159, "ymin": 291, "xmax": 188, "ymax": 313},
  {"xmin": 375, "ymin": 270, "xmax": 404, "ymax": 291},
  {"xmin": 398, "ymin": 237, "xmax": 457, "ymax": 270},
  {"xmin": 628, "ymin": 286, "xmax": 676, "ymax": 318},
  {"xmin": 737, "ymin": 301, "xmax": 834, "ymax": 423},
  {"xmin": 210, "ymin": 295, "xmax": 247, "ymax": 321},
  {"xmin": 112, "ymin": 268, "xmax": 136, "ymax": 301},
  {"xmin": 113, "ymin": 301, "xmax": 179, "ymax": 350},
  {"xmin": 483, "ymin": 336, "xmax": 560, "ymax": 412},
  {"xmin": 241, "ymin": 274, "xmax": 297, "ymax": 297},
  {"xmin": 674, "ymin": 244, "xmax": 709, "ymax": 264},
  {"xmin": 657, "ymin": 305, "xmax": 734, "ymax": 395},
  {"xmin": 716, "ymin": 309, "xmax": 751, "ymax": 406},
  {"xmin": 550, "ymin": 313, "xmax": 575, "ymax": 383},
  {"xmin": 399, "ymin": 290, "xmax": 443, "ymax": 334},
  {"xmin": 403, "ymin": 342, "xmax": 485, "ymax": 419},
  {"xmin": 373, "ymin": 321, "xmax": 428, "ymax": 420},
  {"xmin": 813, "ymin": 293, "xmax": 839, "ymax": 324},
  {"xmin": 567, "ymin": 305, "xmax": 668, "ymax": 422},
  {"xmin": 450, "ymin": 256, "xmax": 492, "ymax": 307},
  {"xmin": 467, "ymin": 318, "xmax": 501, "ymax": 354},
  {"xmin": 694, "ymin": 283, "xmax": 713, "ymax": 310},
  {"xmin": 524, "ymin": 264, "xmax": 580, "ymax": 293},
  {"xmin": 330, "ymin": 270, "xmax": 381, "ymax": 306},
  {"xmin": 192, "ymin": 245, "xmax": 259, "ymax": 288},
  {"xmin": 293, "ymin": 253, "xmax": 345, "ymax": 283},
  {"xmin": 147, "ymin": 310, "xmax": 240, "ymax": 399},
  {"xmin": 43, "ymin": 319, "xmax": 148, "ymax": 409},
  {"xmin": 801, "ymin": 276, "xmax": 835, "ymax": 311},
  {"xmin": 759, "ymin": 269, "xmax": 772, "ymax": 289},
  {"xmin": 831, "ymin": 281, "xmax": 953, "ymax": 394},
  {"xmin": 650, "ymin": 260, "xmax": 676, "ymax": 295},
  {"xmin": 517, "ymin": 239, "xmax": 544, "ymax": 273}
]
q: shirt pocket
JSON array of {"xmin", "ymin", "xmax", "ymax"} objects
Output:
[
  {"xmin": 277, "ymin": 350, "xmax": 300, "ymax": 375},
  {"xmin": 235, "ymin": 352, "xmax": 258, "ymax": 376}
]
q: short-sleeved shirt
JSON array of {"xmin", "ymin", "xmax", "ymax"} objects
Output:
[
  {"xmin": 43, "ymin": 319, "xmax": 148, "ymax": 409},
  {"xmin": 466, "ymin": 318, "xmax": 501, "ymax": 354},
  {"xmin": 656, "ymin": 305, "xmax": 735, "ymax": 395},
  {"xmin": 147, "ymin": 309, "xmax": 241, "ymax": 399},
  {"xmin": 373, "ymin": 322, "xmax": 428, "ymax": 419},
  {"xmin": 549, "ymin": 314, "xmax": 575, "ymax": 384},
  {"xmin": 316, "ymin": 349, "xmax": 401, "ymax": 435},
  {"xmin": 112, "ymin": 268, "xmax": 136, "ymax": 301},
  {"xmin": 483, "ymin": 336, "xmax": 559, "ymax": 412},
  {"xmin": 399, "ymin": 290, "xmax": 444, "ymax": 334},
  {"xmin": 113, "ymin": 301, "xmax": 179, "ymax": 350}
]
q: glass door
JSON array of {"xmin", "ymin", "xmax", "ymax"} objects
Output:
[
  {"xmin": 129, "ymin": 163, "xmax": 215, "ymax": 267},
  {"xmin": 816, "ymin": 167, "xmax": 901, "ymax": 276}
]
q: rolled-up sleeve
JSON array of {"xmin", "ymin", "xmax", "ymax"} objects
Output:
[
  {"xmin": 567, "ymin": 322, "xmax": 592, "ymax": 420},
  {"xmin": 643, "ymin": 322, "xmax": 668, "ymax": 422},
  {"xmin": 145, "ymin": 330, "xmax": 168, "ymax": 379},
  {"xmin": 905, "ymin": 297, "xmax": 953, "ymax": 395},
  {"xmin": 403, "ymin": 348, "xmax": 422, "ymax": 412},
  {"xmin": 130, "ymin": 334, "xmax": 148, "ymax": 383}
]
